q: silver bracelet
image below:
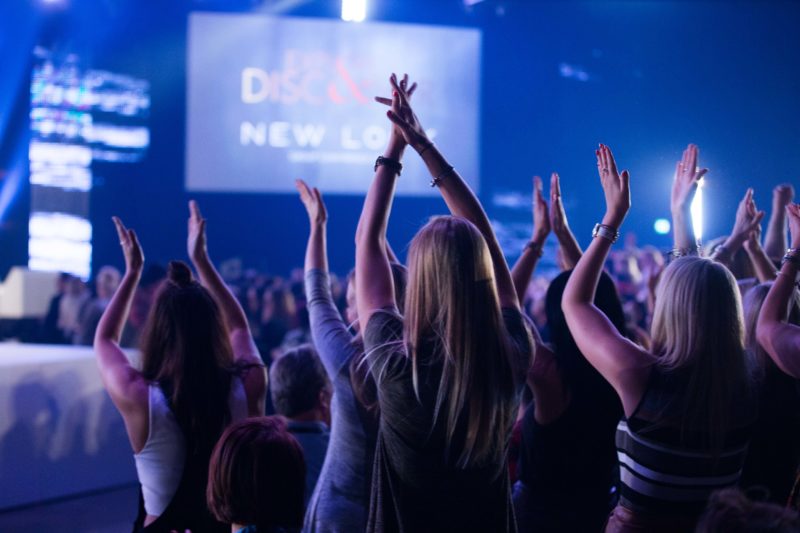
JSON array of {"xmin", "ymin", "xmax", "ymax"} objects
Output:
[{"xmin": 592, "ymin": 223, "xmax": 619, "ymax": 243}]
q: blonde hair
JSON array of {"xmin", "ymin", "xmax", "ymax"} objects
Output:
[
  {"xmin": 651, "ymin": 256, "xmax": 752, "ymax": 444},
  {"xmin": 404, "ymin": 216, "xmax": 522, "ymax": 469}
]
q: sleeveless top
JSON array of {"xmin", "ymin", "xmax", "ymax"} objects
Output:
[
  {"xmin": 134, "ymin": 377, "xmax": 248, "ymax": 516},
  {"xmin": 616, "ymin": 369, "xmax": 754, "ymax": 517}
]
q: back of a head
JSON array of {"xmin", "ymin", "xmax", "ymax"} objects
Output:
[
  {"xmin": 696, "ymin": 488, "xmax": 800, "ymax": 533},
  {"xmin": 207, "ymin": 416, "xmax": 306, "ymax": 530},
  {"xmin": 140, "ymin": 261, "xmax": 235, "ymax": 454},
  {"xmin": 650, "ymin": 256, "xmax": 753, "ymax": 437},
  {"xmin": 96, "ymin": 265, "xmax": 121, "ymax": 299},
  {"xmin": 545, "ymin": 270, "xmax": 625, "ymax": 413},
  {"xmin": 405, "ymin": 215, "xmax": 520, "ymax": 469},
  {"xmin": 270, "ymin": 344, "xmax": 330, "ymax": 419}
]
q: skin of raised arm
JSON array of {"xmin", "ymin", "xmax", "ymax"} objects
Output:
[
  {"xmin": 714, "ymin": 189, "xmax": 765, "ymax": 268},
  {"xmin": 670, "ymin": 144, "xmax": 708, "ymax": 251},
  {"xmin": 562, "ymin": 145, "xmax": 652, "ymax": 416},
  {"xmin": 187, "ymin": 200, "xmax": 266, "ymax": 415},
  {"xmin": 355, "ymin": 76, "xmax": 412, "ymax": 328},
  {"xmin": 297, "ymin": 179, "xmax": 329, "ymax": 273},
  {"xmin": 94, "ymin": 217, "xmax": 148, "ymax": 450},
  {"xmin": 757, "ymin": 203, "xmax": 800, "ymax": 377},
  {"xmin": 744, "ymin": 226, "xmax": 777, "ymax": 282},
  {"xmin": 764, "ymin": 184, "xmax": 794, "ymax": 261},
  {"xmin": 384, "ymin": 74, "xmax": 518, "ymax": 308},
  {"xmin": 550, "ymin": 172, "xmax": 582, "ymax": 270},
  {"xmin": 511, "ymin": 175, "xmax": 550, "ymax": 305}
]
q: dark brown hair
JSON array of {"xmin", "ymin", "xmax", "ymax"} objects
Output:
[
  {"xmin": 207, "ymin": 416, "xmax": 305, "ymax": 529},
  {"xmin": 140, "ymin": 261, "xmax": 235, "ymax": 456}
]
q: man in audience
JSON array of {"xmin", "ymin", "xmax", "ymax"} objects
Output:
[
  {"xmin": 269, "ymin": 344, "xmax": 332, "ymax": 505},
  {"xmin": 75, "ymin": 266, "xmax": 121, "ymax": 345}
]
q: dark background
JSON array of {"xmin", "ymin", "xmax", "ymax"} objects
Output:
[{"xmin": 1, "ymin": 0, "xmax": 799, "ymax": 279}]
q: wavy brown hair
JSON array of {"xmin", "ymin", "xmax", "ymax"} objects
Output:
[{"xmin": 140, "ymin": 261, "xmax": 236, "ymax": 457}]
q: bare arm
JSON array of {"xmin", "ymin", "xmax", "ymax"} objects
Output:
[
  {"xmin": 549, "ymin": 172, "xmax": 582, "ymax": 270},
  {"xmin": 94, "ymin": 218, "xmax": 148, "ymax": 450},
  {"xmin": 355, "ymin": 75, "xmax": 414, "ymax": 328},
  {"xmin": 187, "ymin": 201, "xmax": 265, "ymax": 415},
  {"xmin": 511, "ymin": 176, "xmax": 550, "ymax": 304},
  {"xmin": 562, "ymin": 145, "xmax": 652, "ymax": 416},
  {"xmin": 384, "ymin": 78, "xmax": 518, "ymax": 309},
  {"xmin": 711, "ymin": 189, "xmax": 764, "ymax": 269},
  {"xmin": 297, "ymin": 180, "xmax": 328, "ymax": 274},
  {"xmin": 670, "ymin": 144, "xmax": 708, "ymax": 253},
  {"xmin": 764, "ymin": 185, "xmax": 794, "ymax": 261},
  {"xmin": 744, "ymin": 226, "xmax": 777, "ymax": 282},
  {"xmin": 757, "ymin": 203, "xmax": 800, "ymax": 377}
]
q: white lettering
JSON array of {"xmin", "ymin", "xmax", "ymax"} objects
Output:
[
  {"xmin": 242, "ymin": 68, "xmax": 271, "ymax": 104},
  {"xmin": 292, "ymin": 124, "xmax": 326, "ymax": 147},
  {"xmin": 269, "ymin": 122, "xmax": 292, "ymax": 147},
  {"xmin": 362, "ymin": 126, "xmax": 387, "ymax": 150},
  {"xmin": 240, "ymin": 122, "xmax": 266, "ymax": 146},
  {"xmin": 341, "ymin": 126, "xmax": 361, "ymax": 150}
]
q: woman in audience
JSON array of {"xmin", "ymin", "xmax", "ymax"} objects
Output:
[
  {"xmin": 741, "ymin": 283, "xmax": 800, "ymax": 503},
  {"xmin": 296, "ymin": 178, "xmax": 407, "ymax": 532},
  {"xmin": 207, "ymin": 417, "xmax": 306, "ymax": 533},
  {"xmin": 509, "ymin": 174, "xmax": 625, "ymax": 531},
  {"xmin": 562, "ymin": 144, "xmax": 756, "ymax": 532},
  {"xmin": 94, "ymin": 202, "xmax": 266, "ymax": 532},
  {"xmin": 757, "ymin": 203, "xmax": 800, "ymax": 377},
  {"xmin": 356, "ymin": 75, "xmax": 532, "ymax": 532}
]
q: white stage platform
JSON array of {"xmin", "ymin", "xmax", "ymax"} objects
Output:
[{"xmin": 0, "ymin": 343, "xmax": 138, "ymax": 510}]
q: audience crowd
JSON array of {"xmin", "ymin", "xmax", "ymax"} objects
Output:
[{"xmin": 22, "ymin": 74, "xmax": 800, "ymax": 532}]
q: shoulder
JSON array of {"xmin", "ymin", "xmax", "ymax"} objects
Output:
[{"xmin": 363, "ymin": 307, "xmax": 403, "ymax": 349}]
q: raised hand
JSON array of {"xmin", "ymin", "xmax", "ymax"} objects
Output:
[
  {"xmin": 731, "ymin": 189, "xmax": 765, "ymax": 243},
  {"xmin": 671, "ymin": 144, "xmax": 708, "ymax": 213},
  {"xmin": 532, "ymin": 175, "xmax": 551, "ymax": 243},
  {"xmin": 296, "ymin": 179, "xmax": 327, "ymax": 227},
  {"xmin": 112, "ymin": 216, "xmax": 144, "ymax": 275},
  {"xmin": 775, "ymin": 184, "xmax": 795, "ymax": 209},
  {"xmin": 187, "ymin": 200, "xmax": 208, "ymax": 263},
  {"xmin": 375, "ymin": 73, "xmax": 418, "ymax": 148},
  {"xmin": 595, "ymin": 144, "xmax": 631, "ymax": 229},
  {"xmin": 550, "ymin": 172, "xmax": 569, "ymax": 237},
  {"xmin": 379, "ymin": 73, "xmax": 431, "ymax": 152},
  {"xmin": 787, "ymin": 203, "xmax": 800, "ymax": 249}
]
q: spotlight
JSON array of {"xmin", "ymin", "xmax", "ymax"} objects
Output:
[
  {"xmin": 653, "ymin": 218, "xmax": 671, "ymax": 235},
  {"xmin": 690, "ymin": 177, "xmax": 704, "ymax": 242},
  {"xmin": 341, "ymin": 0, "xmax": 366, "ymax": 22}
]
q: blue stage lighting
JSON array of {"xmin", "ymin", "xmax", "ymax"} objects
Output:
[{"xmin": 654, "ymin": 218, "xmax": 671, "ymax": 235}]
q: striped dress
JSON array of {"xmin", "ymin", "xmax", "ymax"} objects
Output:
[{"xmin": 615, "ymin": 369, "xmax": 754, "ymax": 520}]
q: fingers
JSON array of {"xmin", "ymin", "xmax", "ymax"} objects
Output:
[
  {"xmin": 400, "ymin": 73, "xmax": 408, "ymax": 92},
  {"xmin": 389, "ymin": 73, "xmax": 410, "ymax": 107},
  {"xmin": 550, "ymin": 172, "xmax": 561, "ymax": 198},
  {"xmin": 112, "ymin": 216, "xmax": 128, "ymax": 244},
  {"xmin": 128, "ymin": 228, "xmax": 140, "ymax": 250},
  {"xmin": 621, "ymin": 170, "xmax": 630, "ymax": 190},
  {"xmin": 189, "ymin": 199, "xmax": 203, "ymax": 221},
  {"xmin": 374, "ymin": 96, "xmax": 392, "ymax": 106},
  {"xmin": 604, "ymin": 145, "xmax": 619, "ymax": 177},
  {"xmin": 533, "ymin": 175, "xmax": 543, "ymax": 197},
  {"xmin": 695, "ymin": 168, "xmax": 709, "ymax": 182},
  {"xmin": 407, "ymin": 82, "xmax": 418, "ymax": 97}
]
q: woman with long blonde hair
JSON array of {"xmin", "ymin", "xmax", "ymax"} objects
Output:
[
  {"xmin": 355, "ymin": 75, "xmax": 532, "ymax": 532},
  {"xmin": 562, "ymin": 144, "xmax": 756, "ymax": 532}
]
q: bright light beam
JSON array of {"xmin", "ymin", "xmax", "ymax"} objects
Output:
[
  {"xmin": 690, "ymin": 177, "xmax": 704, "ymax": 242},
  {"xmin": 342, "ymin": 0, "xmax": 367, "ymax": 22}
]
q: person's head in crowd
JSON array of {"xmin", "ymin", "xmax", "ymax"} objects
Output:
[
  {"xmin": 696, "ymin": 488, "xmax": 800, "ymax": 532},
  {"xmin": 140, "ymin": 261, "xmax": 236, "ymax": 455},
  {"xmin": 95, "ymin": 265, "xmax": 121, "ymax": 300},
  {"xmin": 345, "ymin": 262, "xmax": 408, "ymax": 334},
  {"xmin": 261, "ymin": 286, "xmax": 296, "ymax": 327},
  {"xmin": 610, "ymin": 250, "xmax": 641, "ymax": 300},
  {"xmin": 207, "ymin": 416, "xmax": 305, "ymax": 532},
  {"xmin": 404, "ymin": 215, "xmax": 523, "ymax": 468},
  {"xmin": 66, "ymin": 276, "xmax": 88, "ymax": 297},
  {"xmin": 56, "ymin": 272, "xmax": 73, "ymax": 294},
  {"xmin": 651, "ymin": 256, "xmax": 754, "ymax": 439},
  {"xmin": 244, "ymin": 286, "xmax": 262, "ymax": 319},
  {"xmin": 546, "ymin": 270, "xmax": 626, "ymax": 412},
  {"xmin": 270, "ymin": 344, "xmax": 332, "ymax": 426},
  {"xmin": 707, "ymin": 236, "xmax": 756, "ymax": 280},
  {"xmin": 348, "ymin": 262, "xmax": 408, "ymax": 416}
]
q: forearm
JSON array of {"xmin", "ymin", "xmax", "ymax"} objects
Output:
[
  {"xmin": 671, "ymin": 206, "xmax": 696, "ymax": 251},
  {"xmin": 563, "ymin": 225, "xmax": 614, "ymax": 307},
  {"xmin": 555, "ymin": 228, "xmax": 582, "ymax": 270},
  {"xmin": 712, "ymin": 233, "xmax": 748, "ymax": 268},
  {"xmin": 421, "ymin": 146, "xmax": 516, "ymax": 306},
  {"xmin": 757, "ymin": 261, "xmax": 800, "ymax": 374},
  {"xmin": 305, "ymin": 223, "xmax": 328, "ymax": 274},
  {"xmin": 95, "ymin": 271, "xmax": 139, "ymax": 344},
  {"xmin": 764, "ymin": 204, "xmax": 788, "ymax": 261},
  {"xmin": 511, "ymin": 238, "xmax": 544, "ymax": 305},
  {"xmin": 746, "ymin": 243, "xmax": 778, "ymax": 282},
  {"xmin": 193, "ymin": 254, "xmax": 250, "ymax": 333}
]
